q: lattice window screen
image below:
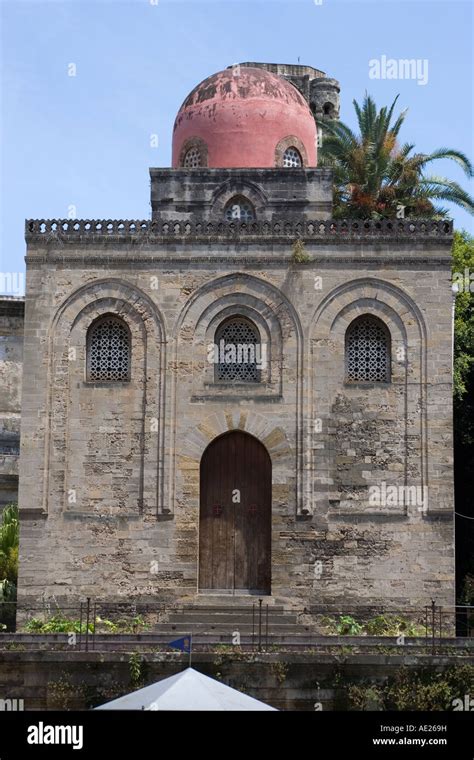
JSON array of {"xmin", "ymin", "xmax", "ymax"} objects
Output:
[
  {"xmin": 224, "ymin": 197, "xmax": 255, "ymax": 222},
  {"xmin": 183, "ymin": 147, "xmax": 202, "ymax": 168},
  {"xmin": 283, "ymin": 147, "xmax": 302, "ymax": 167},
  {"xmin": 346, "ymin": 316, "xmax": 390, "ymax": 382},
  {"xmin": 215, "ymin": 318, "xmax": 260, "ymax": 383},
  {"xmin": 87, "ymin": 317, "xmax": 131, "ymax": 382}
]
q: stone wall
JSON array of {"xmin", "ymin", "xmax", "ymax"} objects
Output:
[
  {"xmin": 0, "ymin": 298, "xmax": 24, "ymax": 509},
  {"xmin": 0, "ymin": 649, "xmax": 471, "ymax": 711},
  {"xmin": 150, "ymin": 168, "xmax": 333, "ymax": 220},
  {"xmin": 17, "ymin": 209, "xmax": 455, "ymax": 612}
]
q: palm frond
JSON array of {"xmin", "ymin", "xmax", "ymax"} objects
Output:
[{"xmin": 317, "ymin": 92, "xmax": 473, "ymax": 219}]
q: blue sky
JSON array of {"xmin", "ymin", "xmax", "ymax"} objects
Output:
[{"xmin": 1, "ymin": 0, "xmax": 473, "ymax": 293}]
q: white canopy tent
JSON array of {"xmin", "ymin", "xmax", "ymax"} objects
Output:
[{"xmin": 95, "ymin": 667, "xmax": 277, "ymax": 711}]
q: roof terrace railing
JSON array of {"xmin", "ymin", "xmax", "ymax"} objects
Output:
[{"xmin": 25, "ymin": 218, "xmax": 453, "ymax": 243}]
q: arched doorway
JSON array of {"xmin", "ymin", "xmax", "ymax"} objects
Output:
[{"xmin": 199, "ymin": 431, "xmax": 271, "ymax": 594}]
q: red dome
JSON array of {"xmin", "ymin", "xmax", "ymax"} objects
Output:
[{"xmin": 172, "ymin": 67, "xmax": 318, "ymax": 169}]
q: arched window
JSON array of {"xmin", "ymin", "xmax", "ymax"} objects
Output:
[
  {"xmin": 215, "ymin": 317, "xmax": 261, "ymax": 383},
  {"xmin": 283, "ymin": 147, "xmax": 302, "ymax": 167},
  {"xmin": 275, "ymin": 137, "xmax": 308, "ymax": 167},
  {"xmin": 183, "ymin": 146, "xmax": 202, "ymax": 168},
  {"xmin": 345, "ymin": 315, "xmax": 391, "ymax": 383},
  {"xmin": 86, "ymin": 315, "xmax": 131, "ymax": 382},
  {"xmin": 224, "ymin": 196, "xmax": 255, "ymax": 222}
]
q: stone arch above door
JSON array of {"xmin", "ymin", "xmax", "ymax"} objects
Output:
[
  {"xmin": 168, "ymin": 272, "xmax": 304, "ymax": 515},
  {"xmin": 178, "ymin": 410, "xmax": 291, "ymax": 466}
]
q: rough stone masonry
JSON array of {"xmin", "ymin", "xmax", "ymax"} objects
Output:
[{"xmin": 13, "ymin": 62, "xmax": 455, "ymax": 617}]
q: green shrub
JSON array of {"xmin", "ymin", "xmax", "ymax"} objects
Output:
[
  {"xmin": 348, "ymin": 684, "xmax": 384, "ymax": 711},
  {"xmin": 129, "ymin": 652, "xmax": 142, "ymax": 685},
  {"xmin": 336, "ymin": 615, "xmax": 364, "ymax": 635},
  {"xmin": 24, "ymin": 616, "xmax": 92, "ymax": 633},
  {"xmin": 347, "ymin": 665, "xmax": 474, "ymax": 711},
  {"xmin": 364, "ymin": 614, "xmax": 425, "ymax": 637},
  {"xmin": 23, "ymin": 613, "xmax": 150, "ymax": 634},
  {"xmin": 322, "ymin": 613, "xmax": 426, "ymax": 637},
  {"xmin": 291, "ymin": 239, "xmax": 310, "ymax": 263}
]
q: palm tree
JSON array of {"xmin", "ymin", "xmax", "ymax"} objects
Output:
[
  {"xmin": 318, "ymin": 94, "xmax": 474, "ymax": 219},
  {"xmin": 0, "ymin": 504, "xmax": 19, "ymax": 602},
  {"xmin": 0, "ymin": 504, "xmax": 19, "ymax": 630}
]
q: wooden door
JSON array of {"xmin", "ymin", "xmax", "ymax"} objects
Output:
[{"xmin": 199, "ymin": 431, "xmax": 271, "ymax": 594}]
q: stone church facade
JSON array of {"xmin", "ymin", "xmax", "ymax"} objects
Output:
[{"xmin": 15, "ymin": 63, "xmax": 455, "ymax": 613}]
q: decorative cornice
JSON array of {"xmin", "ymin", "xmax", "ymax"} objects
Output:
[
  {"xmin": 25, "ymin": 218, "xmax": 454, "ymax": 245},
  {"xmin": 25, "ymin": 255, "xmax": 453, "ymax": 267}
]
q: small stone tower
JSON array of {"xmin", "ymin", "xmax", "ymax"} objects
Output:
[
  {"xmin": 236, "ymin": 62, "xmax": 340, "ymax": 150},
  {"xmin": 236, "ymin": 62, "xmax": 340, "ymax": 121}
]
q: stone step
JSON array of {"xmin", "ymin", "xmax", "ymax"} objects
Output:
[
  {"xmin": 171, "ymin": 594, "xmax": 287, "ymax": 612},
  {"xmin": 166, "ymin": 602, "xmax": 291, "ymax": 616},
  {"xmin": 175, "ymin": 597, "xmax": 281, "ymax": 608},
  {"xmin": 167, "ymin": 602, "xmax": 286, "ymax": 610},
  {"xmin": 166, "ymin": 612, "xmax": 298, "ymax": 625},
  {"xmin": 157, "ymin": 622, "xmax": 306, "ymax": 633}
]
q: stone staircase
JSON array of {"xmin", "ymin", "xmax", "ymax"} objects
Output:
[{"xmin": 152, "ymin": 602, "xmax": 315, "ymax": 646}]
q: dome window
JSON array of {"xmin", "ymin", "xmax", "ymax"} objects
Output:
[
  {"xmin": 183, "ymin": 147, "xmax": 202, "ymax": 168},
  {"xmin": 283, "ymin": 147, "xmax": 303, "ymax": 168},
  {"xmin": 224, "ymin": 196, "xmax": 255, "ymax": 222}
]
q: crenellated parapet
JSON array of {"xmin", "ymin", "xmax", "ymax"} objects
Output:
[{"xmin": 25, "ymin": 218, "xmax": 453, "ymax": 244}]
